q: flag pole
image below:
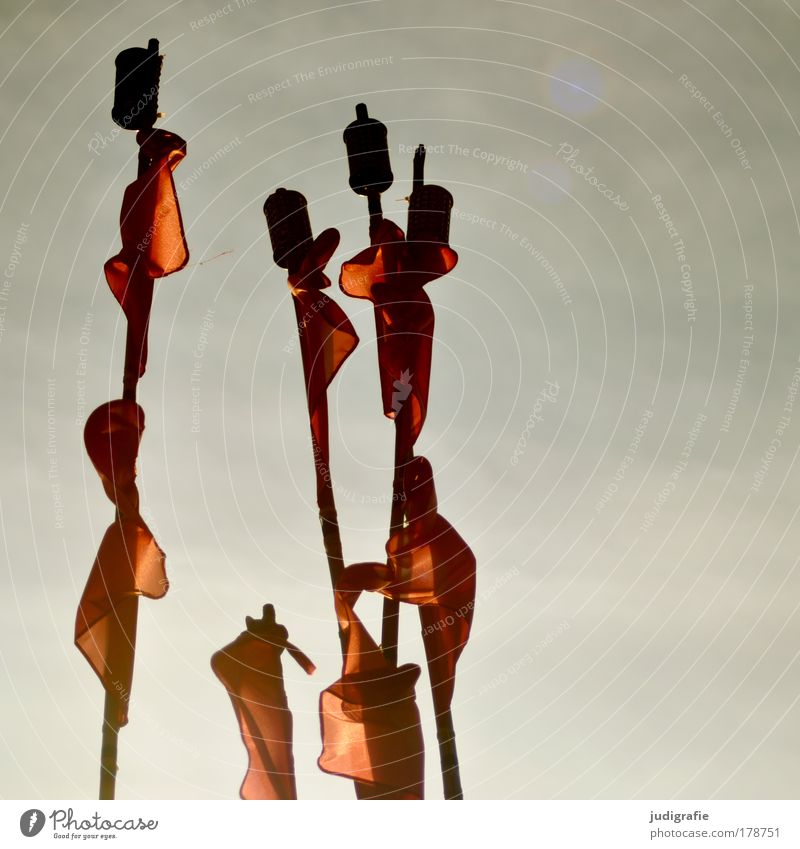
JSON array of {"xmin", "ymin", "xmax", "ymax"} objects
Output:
[
  {"xmin": 436, "ymin": 709, "xmax": 463, "ymax": 800},
  {"xmin": 96, "ymin": 37, "xmax": 160, "ymax": 801},
  {"xmin": 408, "ymin": 145, "xmax": 465, "ymax": 799},
  {"xmin": 293, "ymin": 292, "xmax": 348, "ymax": 650},
  {"xmin": 264, "ymin": 189, "xmax": 356, "ymax": 657},
  {"xmin": 369, "ymin": 158, "xmax": 407, "ymax": 668},
  {"xmin": 98, "ymin": 600, "xmax": 139, "ymax": 799},
  {"xmin": 342, "ymin": 103, "xmax": 403, "ymax": 663},
  {"xmin": 98, "ymin": 356, "xmax": 141, "ymax": 800},
  {"xmin": 379, "ymin": 420, "xmax": 409, "ymax": 667},
  {"xmin": 378, "ymin": 144, "xmax": 425, "ymax": 665},
  {"xmin": 98, "ymin": 694, "xmax": 120, "ymax": 799}
]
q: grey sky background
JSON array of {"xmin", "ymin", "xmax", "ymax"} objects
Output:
[{"xmin": 1, "ymin": 0, "xmax": 799, "ymax": 799}]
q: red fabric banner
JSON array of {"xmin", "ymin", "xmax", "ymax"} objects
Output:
[
  {"xmin": 288, "ymin": 228, "xmax": 359, "ymax": 503},
  {"xmin": 342, "ymin": 456, "xmax": 476, "ymax": 720},
  {"xmin": 212, "ymin": 608, "xmax": 315, "ymax": 800},
  {"xmin": 386, "ymin": 456, "xmax": 476, "ymax": 720},
  {"xmin": 75, "ymin": 400, "xmax": 166, "ymax": 726},
  {"xmin": 318, "ymin": 562, "xmax": 425, "ymax": 799},
  {"xmin": 104, "ymin": 129, "xmax": 189, "ymax": 391},
  {"xmin": 339, "ymin": 219, "xmax": 457, "ymax": 456}
]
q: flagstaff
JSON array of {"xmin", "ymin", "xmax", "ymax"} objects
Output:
[
  {"xmin": 339, "ymin": 107, "xmax": 470, "ymax": 799},
  {"xmin": 264, "ymin": 188, "xmax": 359, "ymax": 658},
  {"xmin": 75, "ymin": 37, "xmax": 189, "ymax": 800},
  {"xmin": 341, "ymin": 103, "xmax": 408, "ymax": 664}
]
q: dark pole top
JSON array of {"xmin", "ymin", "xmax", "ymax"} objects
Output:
[
  {"xmin": 264, "ymin": 187, "xmax": 313, "ymax": 272},
  {"xmin": 112, "ymin": 38, "xmax": 162, "ymax": 131},
  {"xmin": 413, "ymin": 144, "xmax": 426, "ymax": 190},
  {"xmin": 343, "ymin": 102, "xmax": 393, "ymax": 196}
]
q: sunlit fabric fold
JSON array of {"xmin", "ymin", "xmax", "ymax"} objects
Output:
[
  {"xmin": 339, "ymin": 219, "xmax": 457, "ymax": 456},
  {"xmin": 104, "ymin": 129, "xmax": 189, "ymax": 388},
  {"xmin": 75, "ymin": 400, "xmax": 166, "ymax": 726},
  {"xmin": 384, "ymin": 456, "xmax": 476, "ymax": 720},
  {"xmin": 212, "ymin": 610, "xmax": 315, "ymax": 800},
  {"xmin": 288, "ymin": 228, "xmax": 359, "ymax": 502},
  {"xmin": 344, "ymin": 457, "xmax": 475, "ymax": 721},
  {"xmin": 318, "ymin": 561, "xmax": 425, "ymax": 799}
]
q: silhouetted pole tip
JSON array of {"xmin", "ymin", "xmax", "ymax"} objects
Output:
[
  {"xmin": 343, "ymin": 102, "xmax": 393, "ymax": 197},
  {"xmin": 112, "ymin": 38, "xmax": 162, "ymax": 131},
  {"xmin": 413, "ymin": 144, "xmax": 426, "ymax": 189},
  {"xmin": 264, "ymin": 188, "xmax": 314, "ymax": 272},
  {"xmin": 245, "ymin": 604, "xmax": 293, "ymax": 646},
  {"xmin": 245, "ymin": 603, "xmax": 275, "ymax": 630},
  {"xmin": 407, "ymin": 145, "xmax": 453, "ymax": 245}
]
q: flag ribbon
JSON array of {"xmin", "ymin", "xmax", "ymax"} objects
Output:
[
  {"xmin": 75, "ymin": 400, "xmax": 166, "ymax": 727},
  {"xmin": 288, "ymin": 227, "xmax": 358, "ymax": 511},
  {"xmin": 212, "ymin": 605, "xmax": 315, "ymax": 800},
  {"xmin": 318, "ymin": 560, "xmax": 426, "ymax": 799},
  {"xmin": 350, "ymin": 456, "xmax": 475, "ymax": 719},
  {"xmin": 318, "ymin": 455, "xmax": 475, "ymax": 799},
  {"xmin": 339, "ymin": 217, "xmax": 458, "ymax": 459},
  {"xmin": 104, "ymin": 128, "xmax": 189, "ymax": 398},
  {"xmin": 339, "ymin": 217, "xmax": 459, "ymax": 672}
]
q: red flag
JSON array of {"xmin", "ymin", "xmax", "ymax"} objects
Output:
[
  {"xmin": 104, "ymin": 129, "xmax": 189, "ymax": 392},
  {"xmin": 339, "ymin": 219, "xmax": 457, "ymax": 456},
  {"xmin": 212, "ymin": 606, "xmax": 315, "ymax": 800},
  {"xmin": 345, "ymin": 456, "xmax": 475, "ymax": 720},
  {"xmin": 75, "ymin": 400, "xmax": 166, "ymax": 726},
  {"xmin": 318, "ymin": 562, "xmax": 425, "ymax": 799},
  {"xmin": 386, "ymin": 456, "xmax": 476, "ymax": 720},
  {"xmin": 289, "ymin": 228, "xmax": 359, "ymax": 503}
]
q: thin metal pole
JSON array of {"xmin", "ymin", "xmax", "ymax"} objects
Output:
[
  {"xmin": 367, "ymin": 190, "xmax": 383, "ymax": 242},
  {"xmin": 435, "ymin": 708, "xmax": 463, "ymax": 799},
  {"xmin": 310, "ymin": 401, "xmax": 347, "ymax": 658},
  {"xmin": 98, "ymin": 692, "xmax": 120, "ymax": 800},
  {"xmin": 380, "ymin": 417, "xmax": 410, "ymax": 666},
  {"xmin": 289, "ymin": 281, "xmax": 347, "ymax": 659},
  {"xmin": 106, "ymin": 145, "xmax": 148, "ymax": 793},
  {"xmin": 98, "ymin": 41, "xmax": 160, "ymax": 803}
]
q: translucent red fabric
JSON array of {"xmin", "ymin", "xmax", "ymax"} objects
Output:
[
  {"xmin": 339, "ymin": 456, "xmax": 475, "ymax": 720},
  {"xmin": 318, "ymin": 562, "xmax": 425, "ymax": 799},
  {"xmin": 385, "ymin": 456, "xmax": 476, "ymax": 721},
  {"xmin": 212, "ymin": 609, "xmax": 315, "ymax": 800},
  {"xmin": 104, "ymin": 129, "xmax": 189, "ymax": 391},
  {"xmin": 339, "ymin": 219, "xmax": 457, "ymax": 457},
  {"xmin": 75, "ymin": 400, "xmax": 166, "ymax": 726},
  {"xmin": 289, "ymin": 228, "xmax": 359, "ymax": 503}
]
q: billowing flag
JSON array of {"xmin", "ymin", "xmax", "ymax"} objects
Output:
[
  {"xmin": 385, "ymin": 456, "xmax": 476, "ymax": 721},
  {"xmin": 339, "ymin": 219, "xmax": 457, "ymax": 457},
  {"xmin": 212, "ymin": 605, "xmax": 315, "ymax": 800},
  {"xmin": 75, "ymin": 400, "xmax": 166, "ymax": 726},
  {"xmin": 288, "ymin": 228, "xmax": 359, "ymax": 505},
  {"xmin": 318, "ymin": 562, "xmax": 425, "ymax": 799},
  {"xmin": 345, "ymin": 456, "xmax": 475, "ymax": 720},
  {"xmin": 104, "ymin": 129, "xmax": 189, "ymax": 395}
]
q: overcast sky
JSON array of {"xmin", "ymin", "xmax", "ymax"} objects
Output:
[{"xmin": 2, "ymin": 0, "xmax": 800, "ymax": 800}]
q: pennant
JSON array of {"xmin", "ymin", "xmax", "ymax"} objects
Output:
[
  {"xmin": 104, "ymin": 129, "xmax": 189, "ymax": 391},
  {"xmin": 75, "ymin": 400, "xmax": 166, "ymax": 726},
  {"xmin": 345, "ymin": 456, "xmax": 475, "ymax": 719},
  {"xmin": 212, "ymin": 605, "xmax": 315, "ymax": 800},
  {"xmin": 318, "ymin": 562, "xmax": 425, "ymax": 799},
  {"xmin": 386, "ymin": 456, "xmax": 476, "ymax": 720},
  {"xmin": 289, "ymin": 228, "xmax": 359, "ymax": 503},
  {"xmin": 339, "ymin": 219, "xmax": 457, "ymax": 456}
]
